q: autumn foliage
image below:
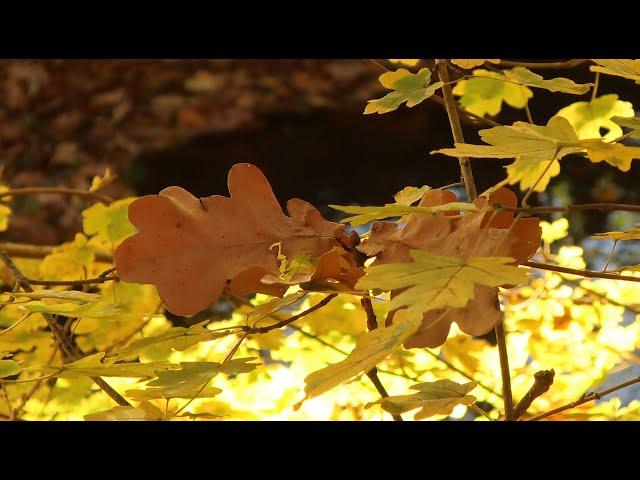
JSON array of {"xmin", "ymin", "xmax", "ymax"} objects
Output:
[{"xmin": 2, "ymin": 59, "xmax": 640, "ymax": 421}]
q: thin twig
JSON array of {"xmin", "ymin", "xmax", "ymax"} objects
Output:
[
  {"xmin": 361, "ymin": 297, "xmax": 403, "ymax": 422},
  {"xmin": 525, "ymin": 261, "xmax": 640, "ymax": 283},
  {"xmin": 245, "ymin": 294, "xmax": 338, "ymax": 334},
  {"xmin": 506, "ymin": 203, "xmax": 640, "ymax": 215},
  {"xmin": 0, "ymin": 242, "xmax": 113, "ymax": 262},
  {"xmin": 497, "ymin": 59, "xmax": 589, "ymax": 70},
  {"xmin": 527, "ymin": 375, "xmax": 640, "ymax": 421},
  {"xmin": 0, "ymin": 187, "xmax": 112, "ymax": 204}
]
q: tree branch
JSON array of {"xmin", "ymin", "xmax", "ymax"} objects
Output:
[
  {"xmin": 513, "ymin": 369, "xmax": 555, "ymax": 419},
  {"xmin": 525, "ymin": 261, "xmax": 640, "ymax": 283},
  {"xmin": 526, "ymin": 375, "xmax": 640, "ymax": 421}
]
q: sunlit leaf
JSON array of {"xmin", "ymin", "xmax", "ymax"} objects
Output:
[
  {"xmin": 330, "ymin": 202, "xmax": 477, "ymax": 227},
  {"xmin": 107, "ymin": 321, "xmax": 235, "ymax": 360}
]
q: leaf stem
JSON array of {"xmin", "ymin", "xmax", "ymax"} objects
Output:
[{"xmin": 525, "ymin": 260, "xmax": 640, "ymax": 283}]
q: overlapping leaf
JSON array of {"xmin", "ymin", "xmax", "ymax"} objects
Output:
[
  {"xmin": 364, "ymin": 68, "xmax": 443, "ymax": 115},
  {"xmin": 366, "ymin": 379, "xmax": 477, "ymax": 420},
  {"xmin": 358, "ymin": 187, "xmax": 541, "ymax": 348},
  {"xmin": 82, "ymin": 197, "xmax": 137, "ymax": 244},
  {"xmin": 612, "ymin": 116, "xmax": 640, "ymax": 137},
  {"xmin": 356, "ymin": 250, "xmax": 529, "ymax": 314},
  {"xmin": 114, "ymin": 163, "xmax": 346, "ymax": 315},
  {"xmin": 330, "ymin": 202, "xmax": 477, "ymax": 227},
  {"xmin": 133, "ymin": 358, "xmax": 258, "ymax": 399}
]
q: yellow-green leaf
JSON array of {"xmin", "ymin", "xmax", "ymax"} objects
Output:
[
  {"xmin": 298, "ymin": 310, "xmax": 422, "ymax": 404},
  {"xmin": 0, "ymin": 359, "xmax": 22, "ymax": 378},
  {"xmin": 591, "ymin": 59, "xmax": 640, "ymax": 84},
  {"xmin": 452, "ymin": 69, "xmax": 532, "ymax": 116},
  {"xmin": 356, "ymin": 250, "xmax": 529, "ymax": 314},
  {"xmin": 503, "ymin": 67, "xmax": 592, "ymax": 95},
  {"xmin": 330, "ymin": 202, "xmax": 477, "ymax": 227},
  {"xmin": 556, "ymin": 95, "xmax": 634, "ymax": 141},
  {"xmin": 39, "ymin": 233, "xmax": 95, "ymax": 281},
  {"xmin": 107, "ymin": 321, "xmax": 234, "ymax": 360},
  {"xmin": 364, "ymin": 68, "xmax": 444, "ymax": 115},
  {"xmin": 367, "ymin": 379, "xmax": 477, "ymax": 420},
  {"xmin": 433, "ymin": 116, "xmax": 583, "ymax": 192},
  {"xmin": 82, "ymin": 197, "xmax": 137, "ymax": 244},
  {"xmin": 541, "ymin": 218, "xmax": 569, "ymax": 244}
]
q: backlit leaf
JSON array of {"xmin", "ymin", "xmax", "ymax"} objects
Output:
[
  {"xmin": 581, "ymin": 138, "xmax": 640, "ymax": 171},
  {"xmin": 83, "ymin": 197, "xmax": 138, "ymax": 244},
  {"xmin": 0, "ymin": 359, "xmax": 22, "ymax": 378},
  {"xmin": 451, "ymin": 59, "xmax": 500, "ymax": 69},
  {"xmin": 330, "ymin": 202, "xmax": 477, "ymax": 227}
]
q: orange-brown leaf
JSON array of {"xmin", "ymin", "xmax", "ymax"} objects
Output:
[{"xmin": 114, "ymin": 163, "xmax": 345, "ymax": 315}]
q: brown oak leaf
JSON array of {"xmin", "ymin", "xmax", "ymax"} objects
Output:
[
  {"xmin": 114, "ymin": 163, "xmax": 346, "ymax": 315},
  {"xmin": 359, "ymin": 187, "xmax": 541, "ymax": 348}
]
